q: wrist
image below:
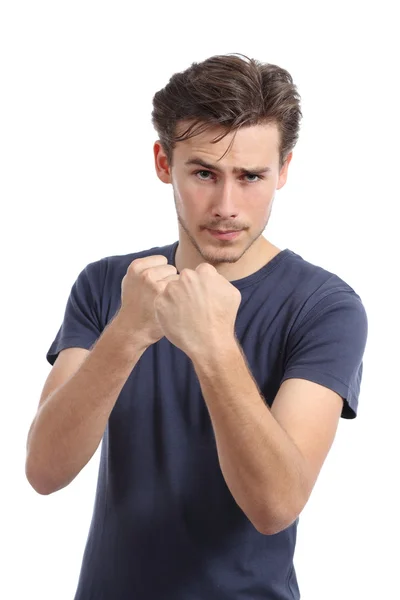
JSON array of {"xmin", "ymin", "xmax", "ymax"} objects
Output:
[
  {"xmin": 108, "ymin": 312, "xmax": 150, "ymax": 354},
  {"xmin": 189, "ymin": 334, "xmax": 239, "ymax": 366}
]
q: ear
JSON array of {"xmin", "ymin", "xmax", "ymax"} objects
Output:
[
  {"xmin": 276, "ymin": 152, "xmax": 293, "ymax": 190},
  {"xmin": 154, "ymin": 141, "xmax": 172, "ymax": 184}
]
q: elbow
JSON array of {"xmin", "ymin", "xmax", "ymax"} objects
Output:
[
  {"xmin": 254, "ymin": 500, "xmax": 304, "ymax": 536},
  {"xmin": 257, "ymin": 480, "xmax": 310, "ymax": 535},
  {"xmin": 26, "ymin": 469, "xmax": 53, "ymax": 495},
  {"xmin": 258, "ymin": 514, "xmax": 299, "ymax": 536},
  {"xmin": 30, "ymin": 484, "xmax": 53, "ymax": 496},
  {"xmin": 25, "ymin": 456, "xmax": 59, "ymax": 496}
]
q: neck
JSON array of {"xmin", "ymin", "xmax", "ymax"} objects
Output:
[{"xmin": 174, "ymin": 234, "xmax": 281, "ymax": 282}]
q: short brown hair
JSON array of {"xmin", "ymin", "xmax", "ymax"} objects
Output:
[{"xmin": 151, "ymin": 53, "xmax": 303, "ymax": 170}]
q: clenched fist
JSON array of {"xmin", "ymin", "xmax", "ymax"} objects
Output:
[{"xmin": 116, "ymin": 255, "xmax": 179, "ymax": 347}]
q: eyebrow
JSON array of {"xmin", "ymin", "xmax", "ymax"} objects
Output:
[{"xmin": 185, "ymin": 157, "xmax": 272, "ymax": 175}]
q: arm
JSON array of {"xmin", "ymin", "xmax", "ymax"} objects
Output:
[
  {"xmin": 25, "ymin": 314, "xmax": 148, "ymax": 495},
  {"xmin": 191, "ymin": 337, "xmax": 343, "ymax": 535}
]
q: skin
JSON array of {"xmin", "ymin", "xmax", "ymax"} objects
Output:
[
  {"xmin": 154, "ymin": 120, "xmax": 293, "ymax": 282},
  {"xmin": 151, "ymin": 121, "xmax": 343, "ymax": 534}
]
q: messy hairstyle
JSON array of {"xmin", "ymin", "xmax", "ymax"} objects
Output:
[{"xmin": 151, "ymin": 53, "xmax": 303, "ymax": 171}]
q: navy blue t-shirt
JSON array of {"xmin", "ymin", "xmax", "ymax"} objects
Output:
[{"xmin": 46, "ymin": 241, "xmax": 368, "ymax": 600}]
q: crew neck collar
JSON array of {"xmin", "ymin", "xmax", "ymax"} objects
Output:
[{"xmin": 168, "ymin": 241, "xmax": 293, "ymax": 290}]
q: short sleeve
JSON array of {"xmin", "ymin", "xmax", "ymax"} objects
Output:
[
  {"xmin": 46, "ymin": 260, "xmax": 105, "ymax": 365},
  {"xmin": 281, "ymin": 290, "xmax": 368, "ymax": 419}
]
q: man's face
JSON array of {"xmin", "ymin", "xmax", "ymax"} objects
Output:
[{"xmin": 154, "ymin": 121, "xmax": 292, "ymax": 268}]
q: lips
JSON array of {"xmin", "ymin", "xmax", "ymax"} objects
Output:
[
  {"xmin": 207, "ymin": 229, "xmax": 243, "ymax": 240},
  {"xmin": 210, "ymin": 229, "xmax": 240, "ymax": 233}
]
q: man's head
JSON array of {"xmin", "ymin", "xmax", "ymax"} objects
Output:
[{"xmin": 151, "ymin": 54, "xmax": 302, "ymax": 274}]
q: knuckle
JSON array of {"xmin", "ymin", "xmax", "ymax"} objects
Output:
[
  {"xmin": 195, "ymin": 263, "xmax": 214, "ymax": 274},
  {"xmin": 141, "ymin": 269, "xmax": 154, "ymax": 282},
  {"xmin": 128, "ymin": 262, "xmax": 139, "ymax": 275}
]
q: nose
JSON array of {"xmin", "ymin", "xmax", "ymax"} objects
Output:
[{"xmin": 211, "ymin": 180, "xmax": 239, "ymax": 219}]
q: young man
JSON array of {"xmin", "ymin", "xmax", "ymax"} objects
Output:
[{"xmin": 26, "ymin": 54, "xmax": 368, "ymax": 599}]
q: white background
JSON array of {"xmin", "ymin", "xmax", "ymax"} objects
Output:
[{"xmin": 1, "ymin": 1, "xmax": 399, "ymax": 598}]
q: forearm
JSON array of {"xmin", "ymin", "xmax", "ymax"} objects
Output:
[
  {"xmin": 191, "ymin": 338, "xmax": 309, "ymax": 535},
  {"xmin": 26, "ymin": 315, "xmax": 148, "ymax": 495}
]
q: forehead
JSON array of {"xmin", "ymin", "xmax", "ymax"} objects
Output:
[{"xmin": 173, "ymin": 121, "xmax": 280, "ymax": 166}]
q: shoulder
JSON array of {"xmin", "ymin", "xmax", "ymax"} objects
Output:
[
  {"xmin": 283, "ymin": 249, "xmax": 366, "ymax": 326},
  {"xmin": 86, "ymin": 240, "xmax": 178, "ymax": 283}
]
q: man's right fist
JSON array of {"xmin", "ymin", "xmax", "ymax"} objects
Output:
[{"xmin": 117, "ymin": 255, "xmax": 179, "ymax": 347}]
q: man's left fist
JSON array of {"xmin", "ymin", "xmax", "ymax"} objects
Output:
[{"xmin": 154, "ymin": 262, "xmax": 242, "ymax": 358}]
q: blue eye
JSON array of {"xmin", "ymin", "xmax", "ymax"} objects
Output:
[
  {"xmin": 194, "ymin": 170, "xmax": 262, "ymax": 182},
  {"xmin": 196, "ymin": 170, "xmax": 213, "ymax": 180}
]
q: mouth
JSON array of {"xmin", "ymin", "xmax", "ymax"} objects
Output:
[{"xmin": 207, "ymin": 229, "xmax": 243, "ymax": 240}]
